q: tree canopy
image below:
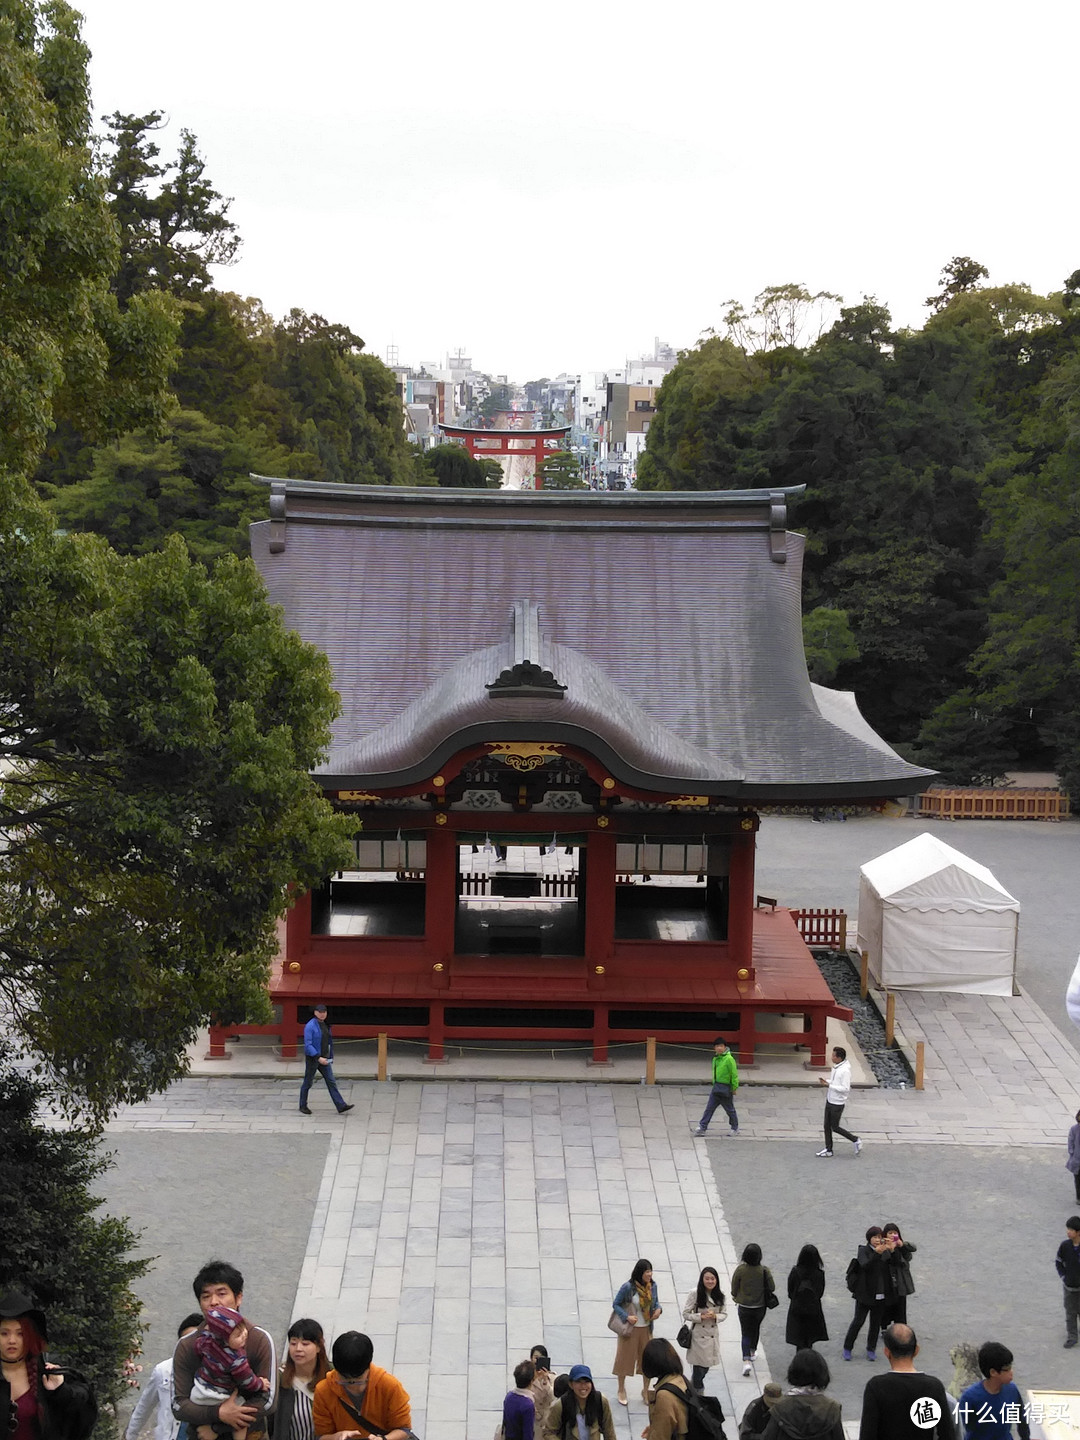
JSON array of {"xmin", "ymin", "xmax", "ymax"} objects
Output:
[
  {"xmin": 639, "ymin": 264, "xmax": 1080, "ymax": 793},
  {"xmin": 0, "ymin": 0, "xmax": 179, "ymax": 480},
  {"xmin": 1, "ymin": 0, "xmax": 355, "ymax": 1120},
  {"xmin": 538, "ymin": 449, "xmax": 586, "ymax": 489}
]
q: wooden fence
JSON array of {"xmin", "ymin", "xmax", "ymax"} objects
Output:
[
  {"xmin": 790, "ymin": 907, "xmax": 848, "ymax": 949},
  {"xmin": 918, "ymin": 787, "xmax": 1069, "ymax": 821},
  {"xmin": 459, "ymin": 872, "xmax": 578, "ymax": 897}
]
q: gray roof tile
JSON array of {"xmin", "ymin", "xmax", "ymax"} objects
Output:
[{"xmin": 250, "ymin": 481, "xmax": 934, "ymax": 800}]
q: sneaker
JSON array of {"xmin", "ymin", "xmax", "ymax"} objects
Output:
[
  {"xmin": 854, "ymin": 1138, "xmax": 862, "ymax": 1156},
  {"xmin": 816, "ymin": 1148, "xmax": 833, "ymax": 1157},
  {"xmin": 1066, "ymin": 1337, "xmax": 1078, "ymax": 1349},
  {"xmin": 749, "ymin": 1352, "xmax": 758, "ymax": 1361},
  {"xmin": 299, "ymin": 1106, "xmax": 312, "ymax": 1115},
  {"xmin": 742, "ymin": 1362, "xmax": 751, "ymax": 1377},
  {"xmin": 693, "ymin": 1126, "xmax": 707, "ymax": 1137},
  {"xmin": 866, "ymin": 1350, "xmax": 876, "ymax": 1361},
  {"xmin": 730, "ymin": 1127, "xmax": 739, "ymax": 1135},
  {"xmin": 842, "ymin": 1349, "xmax": 852, "ymax": 1361}
]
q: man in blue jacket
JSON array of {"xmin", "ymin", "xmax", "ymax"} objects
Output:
[{"xmin": 299, "ymin": 1003, "xmax": 354, "ymax": 1115}]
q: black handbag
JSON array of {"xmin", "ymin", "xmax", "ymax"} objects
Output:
[{"xmin": 676, "ymin": 1322, "xmax": 693, "ymax": 1348}]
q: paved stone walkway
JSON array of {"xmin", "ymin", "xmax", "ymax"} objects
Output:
[
  {"xmin": 106, "ymin": 975, "xmax": 1080, "ymax": 1440},
  {"xmin": 110, "ymin": 1080, "xmax": 755, "ymax": 1440}
]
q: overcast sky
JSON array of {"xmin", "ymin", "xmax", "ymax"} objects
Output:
[{"xmin": 80, "ymin": 0, "xmax": 1076, "ymax": 382}]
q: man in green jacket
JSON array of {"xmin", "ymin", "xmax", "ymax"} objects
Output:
[{"xmin": 693, "ymin": 1037, "xmax": 740, "ymax": 1136}]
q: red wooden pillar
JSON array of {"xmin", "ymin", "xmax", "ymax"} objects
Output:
[
  {"xmin": 429, "ymin": 1000, "xmax": 445, "ymax": 1062},
  {"xmin": 806, "ymin": 1007, "xmax": 829, "ymax": 1068},
  {"xmin": 584, "ymin": 830, "xmax": 616, "ymax": 964},
  {"xmin": 207, "ymin": 1023, "xmax": 230, "ymax": 1058},
  {"xmin": 592, "ymin": 1004, "xmax": 610, "ymax": 1064},
  {"xmin": 286, "ymin": 888, "xmax": 312, "ymax": 963},
  {"xmin": 279, "ymin": 999, "xmax": 299, "ymax": 1060},
  {"xmin": 727, "ymin": 822, "xmax": 756, "ymax": 974},
  {"xmin": 584, "ymin": 831, "xmax": 616, "ymax": 1061},
  {"xmin": 424, "ymin": 824, "xmax": 457, "ymax": 963},
  {"xmin": 534, "ymin": 436, "xmax": 545, "ymax": 488},
  {"xmin": 737, "ymin": 1010, "xmax": 758, "ymax": 1067}
]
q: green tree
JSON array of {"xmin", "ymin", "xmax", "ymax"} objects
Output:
[
  {"xmin": 268, "ymin": 311, "xmax": 416, "ymax": 486},
  {"xmin": 925, "ymin": 255, "xmax": 989, "ymax": 311},
  {"xmin": 102, "ymin": 111, "xmax": 241, "ymax": 303},
  {"xmin": 974, "ymin": 344, "xmax": 1080, "ymax": 800},
  {"xmin": 0, "ymin": 0, "xmax": 180, "ymax": 480},
  {"xmin": 538, "ymin": 449, "xmax": 586, "ymax": 489},
  {"xmin": 636, "ymin": 335, "xmax": 768, "ymax": 490},
  {"xmin": 421, "ymin": 443, "xmax": 501, "ymax": 487},
  {"xmin": 802, "ymin": 607, "xmax": 860, "ymax": 684},
  {"xmin": 47, "ymin": 409, "xmax": 286, "ymax": 561},
  {"xmin": 0, "ymin": 1053, "xmax": 149, "ymax": 1427},
  {"xmin": 721, "ymin": 282, "xmax": 841, "ymax": 354},
  {"xmin": 905, "ymin": 690, "xmax": 1017, "ymax": 786},
  {"xmin": 0, "ymin": 502, "xmax": 355, "ymax": 1120},
  {"xmin": 479, "ymin": 382, "xmax": 515, "ymax": 422}
]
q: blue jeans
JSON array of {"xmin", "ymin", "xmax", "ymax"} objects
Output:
[
  {"xmin": 300, "ymin": 1056, "xmax": 347, "ymax": 1111},
  {"xmin": 699, "ymin": 1083, "xmax": 738, "ymax": 1132}
]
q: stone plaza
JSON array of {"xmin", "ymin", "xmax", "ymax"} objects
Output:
[{"xmin": 104, "ymin": 814, "xmax": 1080, "ymax": 1439}]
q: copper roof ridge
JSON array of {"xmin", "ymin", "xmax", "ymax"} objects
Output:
[{"xmin": 251, "ymin": 475, "xmax": 806, "ymax": 506}]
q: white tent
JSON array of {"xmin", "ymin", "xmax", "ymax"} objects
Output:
[{"xmin": 856, "ymin": 832, "xmax": 1019, "ymax": 995}]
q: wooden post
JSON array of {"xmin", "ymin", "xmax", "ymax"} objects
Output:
[
  {"xmin": 645, "ymin": 1036, "xmax": 656, "ymax": 1085},
  {"xmin": 583, "ymin": 830, "xmax": 616, "ymax": 971},
  {"xmin": 377, "ymin": 1031, "xmax": 388, "ymax": 1081},
  {"xmin": 727, "ymin": 823, "xmax": 757, "ymax": 974},
  {"xmin": 839, "ymin": 912, "xmax": 847, "ymax": 951},
  {"xmin": 915, "ymin": 1041, "xmax": 925, "ymax": 1090},
  {"xmin": 885, "ymin": 992, "xmax": 896, "ymax": 1048},
  {"xmin": 860, "ymin": 950, "xmax": 869, "ymax": 999}
]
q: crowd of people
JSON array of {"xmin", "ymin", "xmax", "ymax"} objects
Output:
[{"xmin": 6, "ymin": 1229, "xmax": 1054, "ymax": 1440}]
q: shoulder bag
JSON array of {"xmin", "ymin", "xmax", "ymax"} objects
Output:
[{"xmin": 337, "ymin": 1393, "xmax": 421, "ymax": 1440}]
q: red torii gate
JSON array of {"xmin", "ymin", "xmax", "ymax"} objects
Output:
[{"xmin": 439, "ymin": 421, "xmax": 571, "ymax": 489}]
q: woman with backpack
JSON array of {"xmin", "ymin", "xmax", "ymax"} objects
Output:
[
  {"xmin": 730, "ymin": 1243, "xmax": 776, "ymax": 1378},
  {"xmin": 785, "ymin": 1246, "xmax": 827, "ymax": 1351},
  {"xmin": 641, "ymin": 1339, "xmax": 689, "ymax": 1440},
  {"xmin": 542, "ymin": 1364, "xmax": 615, "ymax": 1440},
  {"xmin": 681, "ymin": 1267, "xmax": 727, "ymax": 1393},
  {"xmin": 641, "ymin": 1339, "xmax": 726, "ymax": 1440}
]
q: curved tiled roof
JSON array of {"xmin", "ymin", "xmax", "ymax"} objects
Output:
[{"xmin": 250, "ymin": 481, "xmax": 934, "ymax": 801}]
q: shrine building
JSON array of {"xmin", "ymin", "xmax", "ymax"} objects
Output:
[{"xmin": 211, "ymin": 481, "xmax": 933, "ymax": 1067}]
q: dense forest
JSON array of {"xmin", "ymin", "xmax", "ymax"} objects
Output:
[{"xmin": 637, "ymin": 276, "xmax": 1080, "ymax": 798}]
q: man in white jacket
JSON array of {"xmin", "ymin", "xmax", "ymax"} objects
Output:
[
  {"xmin": 817, "ymin": 1044, "xmax": 862, "ymax": 1157},
  {"xmin": 126, "ymin": 1315, "xmax": 202, "ymax": 1440}
]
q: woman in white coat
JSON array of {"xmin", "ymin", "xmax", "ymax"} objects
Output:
[{"xmin": 681, "ymin": 1267, "xmax": 726, "ymax": 1393}]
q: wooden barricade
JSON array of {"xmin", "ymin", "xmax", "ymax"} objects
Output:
[
  {"xmin": 791, "ymin": 908, "xmax": 848, "ymax": 949},
  {"xmin": 460, "ymin": 873, "xmax": 490, "ymax": 895},
  {"xmin": 541, "ymin": 871, "xmax": 578, "ymax": 897},
  {"xmin": 918, "ymin": 788, "xmax": 1070, "ymax": 821}
]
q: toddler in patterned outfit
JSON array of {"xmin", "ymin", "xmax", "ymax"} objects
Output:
[{"xmin": 191, "ymin": 1307, "xmax": 269, "ymax": 1440}]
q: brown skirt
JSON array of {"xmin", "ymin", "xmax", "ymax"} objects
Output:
[{"xmin": 613, "ymin": 1324, "xmax": 650, "ymax": 1377}]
